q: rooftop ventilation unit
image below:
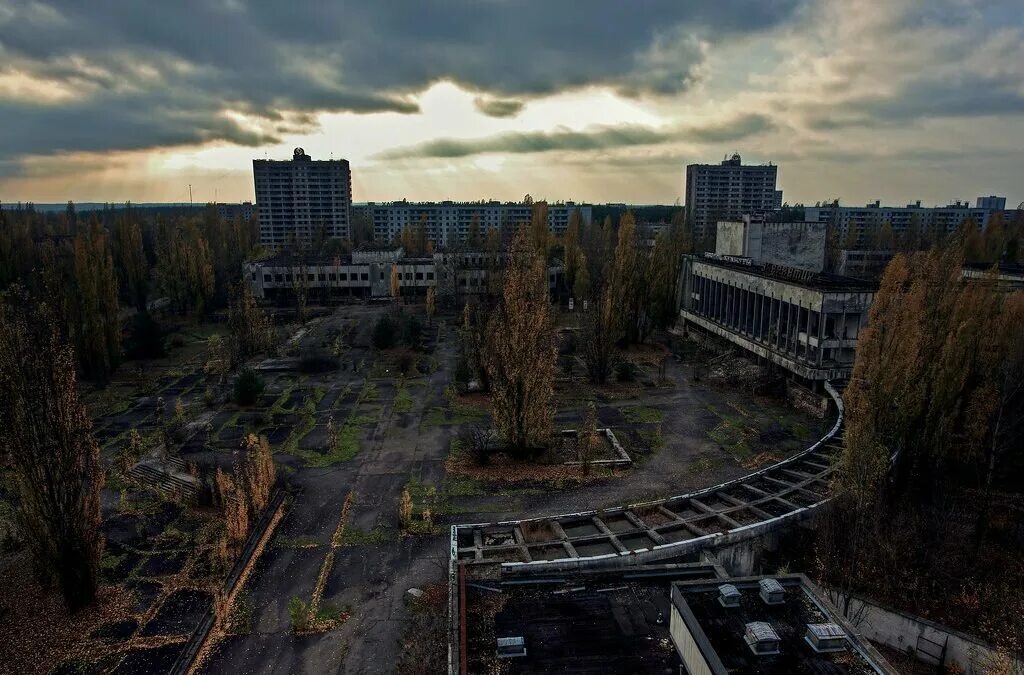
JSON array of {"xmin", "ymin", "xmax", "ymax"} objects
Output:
[
  {"xmin": 496, "ymin": 636, "xmax": 527, "ymax": 659},
  {"xmin": 718, "ymin": 584, "xmax": 741, "ymax": 608},
  {"xmin": 805, "ymin": 623, "xmax": 848, "ymax": 653},
  {"xmin": 759, "ymin": 578, "xmax": 785, "ymax": 605},
  {"xmin": 744, "ymin": 621, "xmax": 781, "ymax": 655}
]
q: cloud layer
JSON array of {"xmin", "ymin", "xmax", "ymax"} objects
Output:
[
  {"xmin": 1, "ymin": 0, "xmax": 1023, "ymax": 205},
  {"xmin": 0, "ymin": 0, "xmax": 801, "ymax": 160},
  {"xmin": 376, "ymin": 114, "xmax": 776, "ymax": 159}
]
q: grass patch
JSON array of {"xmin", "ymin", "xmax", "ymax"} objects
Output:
[
  {"xmin": 445, "ymin": 475, "xmax": 483, "ymax": 497},
  {"xmin": 229, "ymin": 591, "xmax": 254, "ymax": 634},
  {"xmin": 280, "ymin": 387, "xmax": 326, "ymax": 456},
  {"xmin": 394, "ymin": 385, "xmax": 414, "ymax": 414},
  {"xmin": 315, "ymin": 602, "xmax": 349, "ymax": 623},
  {"xmin": 422, "ymin": 402, "xmax": 487, "ymax": 427},
  {"xmin": 621, "ymin": 405, "xmax": 665, "ymax": 424},
  {"xmin": 270, "ymin": 381, "xmax": 298, "ymax": 415},
  {"xmin": 422, "ymin": 407, "xmax": 447, "ymax": 427},
  {"xmin": 341, "ymin": 527, "xmax": 390, "ymax": 546},
  {"xmin": 638, "ymin": 427, "xmax": 665, "ymax": 452},
  {"xmin": 83, "ymin": 384, "xmax": 136, "ymax": 418},
  {"xmin": 306, "ymin": 424, "xmax": 362, "ymax": 467},
  {"xmin": 690, "ymin": 455, "xmax": 720, "ymax": 474}
]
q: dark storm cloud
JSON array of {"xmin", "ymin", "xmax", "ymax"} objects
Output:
[
  {"xmin": 473, "ymin": 97, "xmax": 526, "ymax": 119},
  {"xmin": 687, "ymin": 113, "xmax": 776, "ymax": 142},
  {"xmin": 804, "ymin": 71, "xmax": 1024, "ymax": 131},
  {"xmin": 0, "ymin": 0, "xmax": 803, "ymax": 160},
  {"xmin": 377, "ymin": 126, "xmax": 672, "ymax": 159},
  {"xmin": 375, "ymin": 114, "xmax": 776, "ymax": 159}
]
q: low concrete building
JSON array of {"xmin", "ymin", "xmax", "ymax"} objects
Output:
[
  {"xmin": 244, "ymin": 249, "xmax": 563, "ymax": 303},
  {"xmin": 961, "ymin": 262, "xmax": 1024, "ymax": 290},
  {"xmin": 670, "ymin": 575, "xmax": 895, "ymax": 674},
  {"xmin": 678, "ymin": 254, "xmax": 876, "ymax": 382}
]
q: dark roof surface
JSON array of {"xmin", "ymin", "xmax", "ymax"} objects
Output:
[
  {"xmin": 673, "ymin": 577, "xmax": 886, "ymax": 675},
  {"xmin": 464, "ymin": 567, "xmax": 720, "ymax": 674},
  {"xmin": 695, "ymin": 254, "xmax": 878, "ymax": 292}
]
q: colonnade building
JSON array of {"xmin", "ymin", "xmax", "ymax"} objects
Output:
[{"xmin": 678, "ymin": 254, "xmax": 876, "ymax": 382}]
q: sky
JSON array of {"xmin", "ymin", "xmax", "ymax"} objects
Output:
[{"xmin": 0, "ymin": 0, "xmax": 1022, "ymax": 208}]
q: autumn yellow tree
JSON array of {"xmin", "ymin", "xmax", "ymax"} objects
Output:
[
  {"xmin": 821, "ymin": 238, "xmax": 1024, "ymax": 639},
  {"xmin": 425, "ymin": 286, "xmax": 436, "ymax": 325},
  {"xmin": 530, "ymin": 200, "xmax": 550, "ymax": 256},
  {"xmin": 485, "ymin": 228, "xmax": 557, "ymax": 455},
  {"xmin": 227, "ymin": 282, "xmax": 275, "ymax": 367},
  {"xmin": 390, "ymin": 264, "xmax": 401, "ymax": 301},
  {"xmin": 157, "ymin": 221, "xmax": 214, "ymax": 316},
  {"xmin": 563, "ymin": 209, "xmax": 584, "ymax": 297}
]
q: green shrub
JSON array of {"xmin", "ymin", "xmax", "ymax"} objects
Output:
[
  {"xmin": 401, "ymin": 314, "xmax": 423, "ymax": 347},
  {"xmin": 615, "ymin": 361, "xmax": 637, "ymax": 382},
  {"xmin": 233, "ymin": 368, "xmax": 265, "ymax": 405},
  {"xmin": 288, "ymin": 596, "xmax": 310, "ymax": 632},
  {"xmin": 453, "ymin": 357, "xmax": 472, "ymax": 392},
  {"xmin": 372, "ymin": 315, "xmax": 398, "ymax": 350}
]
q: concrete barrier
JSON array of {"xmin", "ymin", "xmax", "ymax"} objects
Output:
[{"xmin": 827, "ymin": 591, "xmax": 1023, "ymax": 675}]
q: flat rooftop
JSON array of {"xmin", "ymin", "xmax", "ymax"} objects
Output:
[
  {"xmin": 671, "ymin": 575, "xmax": 894, "ymax": 674},
  {"xmin": 694, "ymin": 254, "xmax": 878, "ymax": 293},
  {"xmin": 460, "ymin": 564, "xmax": 721, "ymax": 674}
]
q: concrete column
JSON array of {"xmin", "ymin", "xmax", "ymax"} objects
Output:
[
  {"xmin": 725, "ymin": 284, "xmax": 732, "ymax": 328},
  {"xmin": 745, "ymin": 290, "xmax": 750, "ymax": 334},
  {"xmin": 816, "ymin": 309, "xmax": 825, "ymax": 366},
  {"xmin": 774, "ymin": 299, "xmax": 781, "ymax": 350},
  {"xmin": 787, "ymin": 301, "xmax": 795, "ymax": 355},
  {"xmin": 803, "ymin": 304, "xmax": 812, "ymax": 361},
  {"xmin": 774, "ymin": 298, "xmax": 782, "ymax": 350},
  {"xmin": 754, "ymin": 292, "xmax": 761, "ymax": 339}
]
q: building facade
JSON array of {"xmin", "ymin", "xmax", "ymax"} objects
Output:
[
  {"xmin": 804, "ymin": 198, "xmax": 1018, "ymax": 248},
  {"xmin": 244, "ymin": 247, "xmax": 563, "ymax": 303},
  {"xmin": 716, "ymin": 218, "xmax": 827, "ymax": 273},
  {"xmin": 214, "ymin": 201, "xmax": 256, "ymax": 222},
  {"xmin": 685, "ymin": 154, "xmax": 781, "ymax": 240},
  {"xmin": 354, "ymin": 200, "xmax": 592, "ymax": 247},
  {"xmin": 678, "ymin": 255, "xmax": 876, "ymax": 381},
  {"xmin": 253, "ymin": 148, "xmax": 352, "ymax": 248}
]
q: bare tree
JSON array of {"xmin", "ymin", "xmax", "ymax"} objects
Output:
[{"xmin": 461, "ymin": 423, "xmax": 494, "ymax": 466}]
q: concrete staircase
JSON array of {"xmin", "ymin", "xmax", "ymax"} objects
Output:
[{"xmin": 126, "ymin": 453, "xmax": 200, "ymax": 501}]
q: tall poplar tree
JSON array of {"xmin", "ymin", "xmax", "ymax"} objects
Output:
[
  {"xmin": 485, "ymin": 228, "xmax": 557, "ymax": 454},
  {"xmin": 73, "ymin": 219, "xmax": 121, "ymax": 382},
  {"xmin": 0, "ymin": 287, "xmax": 103, "ymax": 611},
  {"xmin": 113, "ymin": 215, "xmax": 149, "ymax": 311}
]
